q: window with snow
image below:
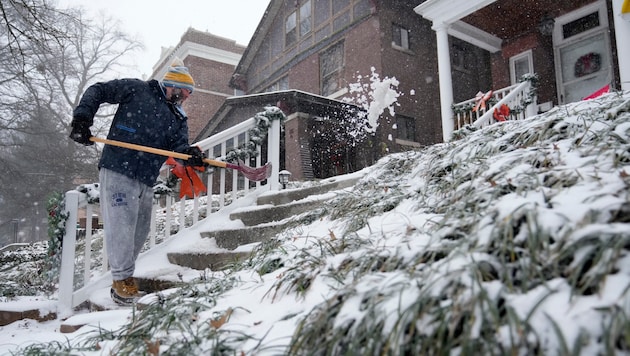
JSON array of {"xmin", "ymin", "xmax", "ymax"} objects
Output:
[{"xmin": 320, "ymin": 42, "xmax": 344, "ymax": 97}]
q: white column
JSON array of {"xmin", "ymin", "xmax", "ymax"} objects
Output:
[
  {"xmin": 612, "ymin": 0, "xmax": 630, "ymax": 91},
  {"xmin": 435, "ymin": 23, "xmax": 455, "ymax": 142}
]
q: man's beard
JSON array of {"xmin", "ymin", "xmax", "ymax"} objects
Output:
[{"xmin": 168, "ymin": 88, "xmax": 184, "ymax": 104}]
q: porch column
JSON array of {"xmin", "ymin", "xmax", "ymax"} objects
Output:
[
  {"xmin": 612, "ymin": 0, "xmax": 630, "ymax": 91},
  {"xmin": 434, "ymin": 23, "xmax": 455, "ymax": 142}
]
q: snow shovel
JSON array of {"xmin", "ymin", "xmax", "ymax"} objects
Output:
[{"xmin": 89, "ymin": 137, "xmax": 272, "ymax": 182}]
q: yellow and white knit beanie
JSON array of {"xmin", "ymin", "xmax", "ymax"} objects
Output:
[{"xmin": 162, "ymin": 57, "xmax": 195, "ymax": 92}]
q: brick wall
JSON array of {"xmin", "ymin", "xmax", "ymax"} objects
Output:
[{"xmin": 182, "ymin": 55, "xmax": 238, "ymax": 142}]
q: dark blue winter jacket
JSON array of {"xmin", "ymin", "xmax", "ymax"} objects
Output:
[{"xmin": 73, "ymin": 79, "xmax": 190, "ymax": 187}]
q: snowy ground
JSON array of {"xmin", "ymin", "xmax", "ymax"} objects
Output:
[{"xmin": 1, "ymin": 91, "xmax": 629, "ymax": 355}]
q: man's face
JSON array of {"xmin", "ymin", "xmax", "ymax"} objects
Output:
[{"xmin": 167, "ymin": 87, "xmax": 191, "ymax": 105}]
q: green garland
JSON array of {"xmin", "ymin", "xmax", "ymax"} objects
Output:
[
  {"xmin": 44, "ymin": 191, "xmax": 67, "ymax": 289},
  {"xmin": 224, "ymin": 106, "xmax": 286, "ymax": 163},
  {"xmin": 509, "ymin": 73, "xmax": 539, "ymax": 115}
]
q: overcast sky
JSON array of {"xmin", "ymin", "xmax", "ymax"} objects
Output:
[{"xmin": 57, "ymin": 0, "xmax": 271, "ymax": 78}]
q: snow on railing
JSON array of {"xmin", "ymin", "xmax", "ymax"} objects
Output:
[
  {"xmin": 58, "ymin": 116, "xmax": 281, "ymax": 316},
  {"xmin": 452, "ymin": 76, "xmax": 538, "ymax": 131}
]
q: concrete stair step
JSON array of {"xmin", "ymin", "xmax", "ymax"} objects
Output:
[
  {"xmin": 163, "ymin": 225, "xmax": 290, "ymax": 271},
  {"xmin": 256, "ymin": 175, "xmax": 360, "ymax": 206},
  {"xmin": 229, "ymin": 175, "xmax": 360, "ymax": 226},
  {"xmin": 166, "ymin": 251, "xmax": 252, "ymax": 271},
  {"xmin": 201, "ymin": 223, "xmax": 289, "ymax": 251},
  {"xmin": 229, "ymin": 197, "xmax": 327, "ymax": 226}
]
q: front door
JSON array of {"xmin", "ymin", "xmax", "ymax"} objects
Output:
[{"xmin": 554, "ymin": 1, "xmax": 613, "ymax": 104}]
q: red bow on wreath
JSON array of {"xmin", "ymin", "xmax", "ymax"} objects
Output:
[
  {"xmin": 165, "ymin": 157, "xmax": 207, "ymax": 199},
  {"xmin": 493, "ymin": 104, "xmax": 510, "ymax": 122}
]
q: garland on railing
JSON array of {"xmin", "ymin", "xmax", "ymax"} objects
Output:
[
  {"xmin": 44, "ymin": 192, "xmax": 67, "ymax": 289},
  {"xmin": 224, "ymin": 106, "xmax": 286, "ymax": 163},
  {"xmin": 153, "ymin": 174, "xmax": 178, "ymax": 198},
  {"xmin": 451, "ymin": 74, "xmax": 539, "ymax": 116},
  {"xmin": 509, "ymin": 73, "xmax": 539, "ymax": 115}
]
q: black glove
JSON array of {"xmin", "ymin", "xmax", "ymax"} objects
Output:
[
  {"xmin": 69, "ymin": 121, "xmax": 94, "ymax": 146},
  {"xmin": 183, "ymin": 146, "xmax": 207, "ymax": 167}
]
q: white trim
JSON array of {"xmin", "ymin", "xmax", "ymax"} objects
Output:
[
  {"xmin": 328, "ymin": 87, "xmax": 348, "ymax": 100},
  {"xmin": 193, "ymin": 87, "xmax": 233, "ymax": 98},
  {"xmin": 449, "ymin": 20, "xmax": 502, "ymax": 53},
  {"xmin": 414, "ymin": 0, "xmax": 497, "ymax": 26},
  {"xmin": 154, "ymin": 41, "xmax": 243, "ymax": 77},
  {"xmin": 509, "ymin": 49, "xmax": 534, "ymax": 84}
]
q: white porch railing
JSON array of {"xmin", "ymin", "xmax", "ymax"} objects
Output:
[
  {"xmin": 452, "ymin": 77, "xmax": 538, "ymax": 131},
  {"xmin": 57, "ymin": 115, "xmax": 281, "ymax": 317}
]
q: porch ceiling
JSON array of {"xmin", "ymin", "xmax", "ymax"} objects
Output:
[
  {"xmin": 462, "ymin": 0, "xmax": 597, "ymax": 40},
  {"xmin": 417, "ymin": 0, "xmax": 599, "ymax": 41},
  {"xmin": 414, "ymin": 0, "xmax": 497, "ymax": 25}
]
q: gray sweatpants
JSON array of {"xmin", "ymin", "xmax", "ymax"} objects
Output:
[{"xmin": 99, "ymin": 168, "xmax": 154, "ymax": 281}]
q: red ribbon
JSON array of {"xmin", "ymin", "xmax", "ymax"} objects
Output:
[
  {"xmin": 493, "ymin": 104, "xmax": 510, "ymax": 122},
  {"xmin": 473, "ymin": 90, "xmax": 493, "ymax": 112},
  {"xmin": 165, "ymin": 157, "xmax": 207, "ymax": 199}
]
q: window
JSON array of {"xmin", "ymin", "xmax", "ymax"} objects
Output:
[
  {"xmin": 452, "ymin": 44, "xmax": 467, "ymax": 71},
  {"xmin": 554, "ymin": 1, "xmax": 608, "ymax": 44},
  {"xmin": 285, "ymin": 11, "xmax": 297, "ymax": 47},
  {"xmin": 396, "ymin": 115, "xmax": 416, "ymax": 142},
  {"xmin": 300, "ymin": 1, "xmax": 312, "ymax": 36},
  {"xmin": 320, "ymin": 42, "xmax": 344, "ymax": 97},
  {"xmin": 562, "ymin": 12, "xmax": 599, "ymax": 39},
  {"xmin": 285, "ymin": 1, "xmax": 312, "ymax": 48},
  {"xmin": 392, "ymin": 24, "xmax": 410, "ymax": 50},
  {"xmin": 509, "ymin": 50, "xmax": 533, "ymax": 84}
]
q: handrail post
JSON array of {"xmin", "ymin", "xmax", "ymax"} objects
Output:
[
  {"xmin": 268, "ymin": 117, "xmax": 281, "ymax": 190},
  {"xmin": 83, "ymin": 204, "xmax": 93, "ymax": 285},
  {"xmin": 58, "ymin": 190, "xmax": 79, "ymax": 318}
]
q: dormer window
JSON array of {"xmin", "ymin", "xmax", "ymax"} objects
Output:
[
  {"xmin": 300, "ymin": 1, "xmax": 312, "ymax": 36},
  {"xmin": 285, "ymin": 0, "xmax": 312, "ymax": 48},
  {"xmin": 286, "ymin": 11, "xmax": 297, "ymax": 47}
]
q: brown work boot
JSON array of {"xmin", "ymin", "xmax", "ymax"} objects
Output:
[{"xmin": 110, "ymin": 277, "xmax": 144, "ymax": 306}]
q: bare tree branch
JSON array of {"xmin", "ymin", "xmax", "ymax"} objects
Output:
[{"xmin": 0, "ymin": 0, "xmax": 143, "ymax": 242}]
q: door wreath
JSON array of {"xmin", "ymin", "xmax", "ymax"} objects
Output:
[{"xmin": 574, "ymin": 52, "xmax": 601, "ymax": 78}]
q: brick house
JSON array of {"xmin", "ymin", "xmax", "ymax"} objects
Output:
[
  {"xmin": 198, "ymin": 0, "xmax": 471, "ymax": 180},
  {"xmin": 194, "ymin": 0, "xmax": 626, "ymax": 181},
  {"xmin": 150, "ymin": 28, "xmax": 246, "ymax": 142}
]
